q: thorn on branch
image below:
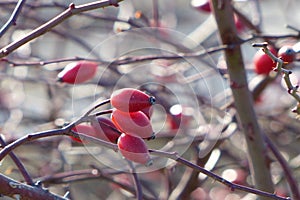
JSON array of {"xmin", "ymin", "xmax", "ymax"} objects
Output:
[{"xmin": 69, "ymin": 3, "xmax": 75, "ymax": 9}]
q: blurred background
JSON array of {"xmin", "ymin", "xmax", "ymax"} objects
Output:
[{"xmin": 0, "ymin": 0, "xmax": 300, "ymax": 199}]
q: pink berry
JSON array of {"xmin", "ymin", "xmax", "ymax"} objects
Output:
[
  {"xmin": 91, "ymin": 117, "xmax": 121, "ymax": 143},
  {"xmin": 191, "ymin": 0, "xmax": 211, "ymax": 13},
  {"xmin": 140, "ymin": 106, "xmax": 154, "ymax": 119},
  {"xmin": 110, "ymin": 88, "xmax": 155, "ymax": 112},
  {"xmin": 278, "ymin": 46, "xmax": 296, "ymax": 63},
  {"xmin": 71, "ymin": 124, "xmax": 97, "ymax": 143},
  {"xmin": 111, "ymin": 109, "xmax": 155, "ymax": 139},
  {"xmin": 253, "ymin": 47, "xmax": 277, "ymax": 75},
  {"xmin": 57, "ymin": 61, "xmax": 98, "ymax": 84},
  {"xmin": 117, "ymin": 133, "xmax": 152, "ymax": 165}
]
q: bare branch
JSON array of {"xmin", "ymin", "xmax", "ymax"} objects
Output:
[
  {"xmin": 0, "ymin": 0, "xmax": 124, "ymax": 58},
  {"xmin": 0, "ymin": 0, "xmax": 27, "ymax": 38}
]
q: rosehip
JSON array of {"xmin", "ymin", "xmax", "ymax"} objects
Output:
[
  {"xmin": 91, "ymin": 117, "xmax": 121, "ymax": 143},
  {"xmin": 111, "ymin": 109, "xmax": 154, "ymax": 139},
  {"xmin": 278, "ymin": 46, "xmax": 295, "ymax": 63},
  {"xmin": 110, "ymin": 88, "xmax": 156, "ymax": 112},
  {"xmin": 253, "ymin": 48, "xmax": 277, "ymax": 75},
  {"xmin": 191, "ymin": 0, "xmax": 211, "ymax": 13},
  {"xmin": 234, "ymin": 14, "xmax": 245, "ymax": 33},
  {"xmin": 140, "ymin": 106, "xmax": 153, "ymax": 119},
  {"xmin": 71, "ymin": 124, "xmax": 97, "ymax": 143},
  {"xmin": 57, "ymin": 61, "xmax": 98, "ymax": 84},
  {"xmin": 117, "ymin": 133, "xmax": 152, "ymax": 165}
]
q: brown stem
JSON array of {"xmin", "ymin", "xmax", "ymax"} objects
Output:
[
  {"xmin": 0, "ymin": 173, "xmax": 67, "ymax": 200},
  {"xmin": 0, "ymin": 0, "xmax": 124, "ymax": 58},
  {"xmin": 0, "ymin": 136, "xmax": 34, "ymax": 185},
  {"xmin": 0, "ymin": 119, "xmax": 118, "ymax": 162},
  {"xmin": 264, "ymin": 135, "xmax": 300, "ymax": 200},
  {"xmin": 149, "ymin": 149, "xmax": 289, "ymax": 200},
  {"xmin": 210, "ymin": 0, "xmax": 274, "ymax": 198}
]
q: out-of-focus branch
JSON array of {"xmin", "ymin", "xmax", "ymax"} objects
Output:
[
  {"xmin": 0, "ymin": 100, "xmax": 117, "ymax": 162},
  {"xmin": 0, "ymin": 0, "xmax": 124, "ymax": 58},
  {"xmin": 0, "ymin": 136, "xmax": 34, "ymax": 185},
  {"xmin": 0, "ymin": 173, "xmax": 67, "ymax": 200},
  {"xmin": 264, "ymin": 135, "xmax": 300, "ymax": 200},
  {"xmin": 0, "ymin": 0, "xmax": 27, "ymax": 38},
  {"xmin": 1, "ymin": 44, "xmax": 228, "ymax": 67},
  {"xmin": 149, "ymin": 149, "xmax": 289, "ymax": 200}
]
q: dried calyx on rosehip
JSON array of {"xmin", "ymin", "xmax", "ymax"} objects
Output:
[
  {"xmin": 117, "ymin": 133, "xmax": 152, "ymax": 166},
  {"xmin": 91, "ymin": 117, "xmax": 121, "ymax": 144},
  {"xmin": 110, "ymin": 88, "xmax": 156, "ymax": 112},
  {"xmin": 57, "ymin": 61, "xmax": 98, "ymax": 84}
]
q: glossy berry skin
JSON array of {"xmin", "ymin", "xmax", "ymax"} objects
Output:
[
  {"xmin": 57, "ymin": 61, "xmax": 98, "ymax": 84},
  {"xmin": 111, "ymin": 109, "xmax": 154, "ymax": 139},
  {"xmin": 278, "ymin": 46, "xmax": 296, "ymax": 63},
  {"xmin": 110, "ymin": 88, "xmax": 155, "ymax": 112},
  {"xmin": 253, "ymin": 48, "xmax": 277, "ymax": 75},
  {"xmin": 91, "ymin": 117, "xmax": 121, "ymax": 143},
  {"xmin": 117, "ymin": 133, "xmax": 152, "ymax": 165},
  {"xmin": 140, "ymin": 106, "xmax": 153, "ymax": 119},
  {"xmin": 71, "ymin": 124, "xmax": 97, "ymax": 143}
]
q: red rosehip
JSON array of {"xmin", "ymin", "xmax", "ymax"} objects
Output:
[
  {"xmin": 57, "ymin": 61, "xmax": 98, "ymax": 84},
  {"xmin": 117, "ymin": 133, "xmax": 152, "ymax": 165},
  {"xmin": 111, "ymin": 109, "xmax": 154, "ymax": 139},
  {"xmin": 234, "ymin": 14, "xmax": 245, "ymax": 33},
  {"xmin": 110, "ymin": 88, "xmax": 155, "ymax": 112},
  {"xmin": 71, "ymin": 124, "xmax": 97, "ymax": 143},
  {"xmin": 278, "ymin": 46, "xmax": 296, "ymax": 63},
  {"xmin": 140, "ymin": 106, "xmax": 154, "ymax": 119},
  {"xmin": 91, "ymin": 117, "xmax": 121, "ymax": 143},
  {"xmin": 253, "ymin": 48, "xmax": 277, "ymax": 75},
  {"xmin": 191, "ymin": 0, "xmax": 211, "ymax": 13}
]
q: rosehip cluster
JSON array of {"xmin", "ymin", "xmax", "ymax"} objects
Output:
[
  {"xmin": 71, "ymin": 88, "xmax": 156, "ymax": 166},
  {"xmin": 253, "ymin": 45, "xmax": 296, "ymax": 75},
  {"xmin": 110, "ymin": 88, "xmax": 156, "ymax": 166}
]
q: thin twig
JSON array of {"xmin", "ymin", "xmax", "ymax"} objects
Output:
[
  {"xmin": 0, "ymin": 173, "xmax": 68, "ymax": 200},
  {"xmin": 0, "ymin": 108, "xmax": 118, "ymax": 162},
  {"xmin": 1, "ymin": 44, "xmax": 228, "ymax": 67},
  {"xmin": 252, "ymin": 42, "xmax": 300, "ymax": 114},
  {"xmin": 38, "ymin": 167, "xmax": 156, "ymax": 200},
  {"xmin": 0, "ymin": 135, "xmax": 34, "ymax": 185},
  {"xmin": 83, "ymin": 99, "xmax": 111, "ymax": 117},
  {"xmin": 0, "ymin": 0, "xmax": 27, "ymax": 38},
  {"xmin": 149, "ymin": 149, "xmax": 290, "ymax": 200},
  {"xmin": 127, "ymin": 161, "xmax": 143, "ymax": 200},
  {"xmin": 0, "ymin": 0, "xmax": 124, "ymax": 58},
  {"xmin": 264, "ymin": 134, "xmax": 300, "ymax": 200}
]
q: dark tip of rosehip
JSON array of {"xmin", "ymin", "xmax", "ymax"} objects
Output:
[
  {"xmin": 56, "ymin": 77, "xmax": 63, "ymax": 82},
  {"xmin": 149, "ymin": 96, "xmax": 156, "ymax": 105},
  {"xmin": 286, "ymin": 49, "xmax": 295, "ymax": 55},
  {"xmin": 146, "ymin": 133, "xmax": 156, "ymax": 140}
]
